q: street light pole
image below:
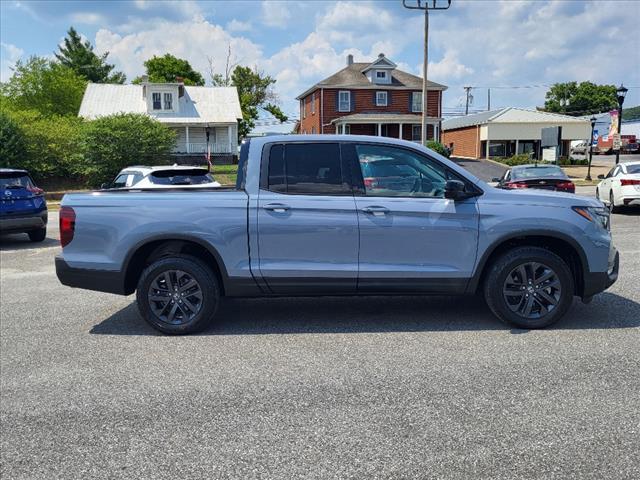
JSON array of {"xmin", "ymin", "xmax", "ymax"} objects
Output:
[
  {"xmin": 586, "ymin": 115, "xmax": 596, "ymax": 181},
  {"xmin": 615, "ymin": 83, "xmax": 628, "ymax": 165},
  {"xmin": 402, "ymin": 0, "xmax": 452, "ymax": 146}
]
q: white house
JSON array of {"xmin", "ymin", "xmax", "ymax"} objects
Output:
[{"xmin": 78, "ymin": 78, "xmax": 243, "ymax": 161}]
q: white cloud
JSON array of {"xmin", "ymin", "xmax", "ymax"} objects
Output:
[
  {"xmin": 261, "ymin": 1, "xmax": 291, "ymax": 28},
  {"xmin": 94, "ymin": 17, "xmax": 262, "ymax": 83},
  {"xmin": 226, "ymin": 19, "xmax": 252, "ymax": 32},
  {"xmin": 69, "ymin": 12, "xmax": 106, "ymax": 25},
  {"xmin": 428, "ymin": 50, "xmax": 474, "ymax": 81},
  {"xmin": 0, "ymin": 42, "xmax": 24, "ymax": 82}
]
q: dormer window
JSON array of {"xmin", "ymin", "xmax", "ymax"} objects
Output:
[
  {"xmin": 152, "ymin": 92, "xmax": 162, "ymax": 110},
  {"xmin": 376, "ymin": 71, "xmax": 387, "ymax": 80},
  {"xmin": 163, "ymin": 93, "xmax": 173, "ymax": 110}
]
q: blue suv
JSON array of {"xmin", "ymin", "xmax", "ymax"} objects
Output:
[{"xmin": 0, "ymin": 169, "xmax": 48, "ymax": 242}]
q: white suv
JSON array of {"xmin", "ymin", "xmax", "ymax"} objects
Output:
[{"xmin": 104, "ymin": 165, "xmax": 221, "ymax": 189}]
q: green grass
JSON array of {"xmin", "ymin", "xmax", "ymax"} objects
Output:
[{"xmin": 212, "ymin": 164, "xmax": 238, "ymax": 186}]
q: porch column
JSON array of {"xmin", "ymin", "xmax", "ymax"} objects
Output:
[
  {"xmin": 434, "ymin": 124, "xmax": 439, "ymax": 141},
  {"xmin": 227, "ymin": 125, "xmax": 232, "ymax": 153},
  {"xmin": 486, "ymin": 130, "xmax": 490, "ymax": 160},
  {"xmin": 343, "ymin": 123, "xmax": 347, "ymax": 135},
  {"xmin": 185, "ymin": 125, "xmax": 190, "ymax": 153},
  {"xmin": 399, "ymin": 123, "xmax": 403, "ymax": 140},
  {"xmin": 377, "ymin": 123, "xmax": 382, "ymax": 136},
  {"xmin": 515, "ymin": 139, "xmax": 519, "ymax": 156}
]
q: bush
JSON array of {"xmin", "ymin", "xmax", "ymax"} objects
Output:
[
  {"xmin": 426, "ymin": 140, "xmax": 450, "ymax": 158},
  {"xmin": 1, "ymin": 107, "xmax": 85, "ymax": 180},
  {"xmin": 81, "ymin": 113, "xmax": 176, "ymax": 186},
  {"xmin": 0, "ymin": 110, "xmax": 27, "ymax": 167},
  {"xmin": 559, "ymin": 156, "xmax": 588, "ymax": 166},
  {"xmin": 498, "ymin": 154, "xmax": 533, "ymax": 166}
]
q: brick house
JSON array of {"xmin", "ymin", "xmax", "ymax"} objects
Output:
[{"xmin": 296, "ymin": 54, "xmax": 447, "ymax": 141}]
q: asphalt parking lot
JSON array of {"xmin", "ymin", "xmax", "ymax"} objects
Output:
[{"xmin": 1, "ymin": 186, "xmax": 639, "ymax": 479}]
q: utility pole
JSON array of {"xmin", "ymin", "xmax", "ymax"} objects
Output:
[
  {"xmin": 463, "ymin": 86, "xmax": 472, "ymax": 115},
  {"xmin": 487, "ymin": 88, "xmax": 491, "ymax": 111},
  {"xmin": 403, "ymin": 0, "xmax": 452, "ymax": 145}
]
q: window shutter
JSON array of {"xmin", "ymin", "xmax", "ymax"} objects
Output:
[
  {"xmin": 335, "ymin": 92, "xmax": 339, "ymax": 111},
  {"xmin": 387, "ymin": 90, "xmax": 391, "ymax": 106},
  {"xmin": 409, "ymin": 92, "xmax": 413, "ymax": 111},
  {"xmin": 350, "ymin": 91, "xmax": 355, "ymax": 112},
  {"xmin": 373, "ymin": 91, "xmax": 377, "ymax": 104}
]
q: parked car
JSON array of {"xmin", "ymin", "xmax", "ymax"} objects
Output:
[
  {"xmin": 102, "ymin": 165, "xmax": 221, "ymax": 189},
  {"xmin": 0, "ymin": 168, "xmax": 48, "ymax": 242},
  {"xmin": 493, "ymin": 164, "xmax": 575, "ymax": 193},
  {"xmin": 56, "ymin": 135, "xmax": 618, "ymax": 334},
  {"xmin": 596, "ymin": 161, "xmax": 640, "ymax": 212},
  {"xmin": 570, "ymin": 142, "xmax": 589, "ymax": 155}
]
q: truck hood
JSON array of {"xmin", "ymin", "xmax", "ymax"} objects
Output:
[{"xmin": 480, "ymin": 185, "xmax": 603, "ymax": 209}]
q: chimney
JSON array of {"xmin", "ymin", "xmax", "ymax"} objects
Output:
[
  {"xmin": 378, "ymin": 53, "xmax": 385, "ymax": 58},
  {"xmin": 175, "ymin": 76, "xmax": 184, "ymax": 84},
  {"xmin": 141, "ymin": 74, "xmax": 149, "ymax": 84},
  {"xmin": 346, "ymin": 54, "xmax": 354, "ymax": 66}
]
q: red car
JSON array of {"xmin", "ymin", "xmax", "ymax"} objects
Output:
[{"xmin": 494, "ymin": 164, "xmax": 575, "ymax": 193}]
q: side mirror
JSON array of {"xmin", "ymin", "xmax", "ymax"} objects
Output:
[
  {"xmin": 444, "ymin": 179, "xmax": 467, "ymax": 200},
  {"xmin": 491, "ymin": 177, "xmax": 501, "ymax": 183},
  {"xmin": 597, "ymin": 174, "xmax": 605, "ymax": 180},
  {"xmin": 100, "ymin": 183, "xmax": 111, "ymax": 190}
]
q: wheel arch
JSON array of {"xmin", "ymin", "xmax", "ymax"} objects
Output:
[
  {"xmin": 122, "ymin": 235, "xmax": 229, "ymax": 296},
  {"xmin": 468, "ymin": 231, "xmax": 588, "ymax": 297}
]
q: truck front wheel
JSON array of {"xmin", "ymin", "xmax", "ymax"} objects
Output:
[
  {"xmin": 136, "ymin": 255, "xmax": 220, "ymax": 334},
  {"xmin": 484, "ymin": 247, "xmax": 574, "ymax": 329}
]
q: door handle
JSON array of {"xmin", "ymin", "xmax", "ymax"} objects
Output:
[
  {"xmin": 263, "ymin": 203, "xmax": 290, "ymax": 213},
  {"xmin": 361, "ymin": 206, "xmax": 389, "ymax": 216}
]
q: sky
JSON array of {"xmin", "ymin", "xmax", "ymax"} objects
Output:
[{"xmin": 1, "ymin": 0, "xmax": 639, "ymax": 133}]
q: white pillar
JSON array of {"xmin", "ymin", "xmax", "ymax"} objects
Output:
[
  {"xmin": 515, "ymin": 139, "xmax": 519, "ymax": 155},
  {"xmin": 486, "ymin": 131, "xmax": 490, "ymax": 160},
  {"xmin": 377, "ymin": 123, "xmax": 382, "ymax": 136},
  {"xmin": 399, "ymin": 123, "xmax": 403, "ymax": 139},
  {"xmin": 185, "ymin": 125, "xmax": 190, "ymax": 153},
  {"xmin": 227, "ymin": 125, "xmax": 232, "ymax": 154}
]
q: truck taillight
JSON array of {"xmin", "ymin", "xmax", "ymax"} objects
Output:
[
  {"xmin": 557, "ymin": 181, "xmax": 575, "ymax": 193},
  {"xmin": 505, "ymin": 182, "xmax": 528, "ymax": 189},
  {"xmin": 620, "ymin": 179, "xmax": 640, "ymax": 186},
  {"xmin": 59, "ymin": 206, "xmax": 76, "ymax": 248}
]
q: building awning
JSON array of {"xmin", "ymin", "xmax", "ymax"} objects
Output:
[{"xmin": 332, "ymin": 113, "xmax": 441, "ymax": 124}]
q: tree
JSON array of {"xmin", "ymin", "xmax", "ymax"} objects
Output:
[
  {"xmin": 0, "ymin": 56, "xmax": 87, "ymax": 116},
  {"xmin": 231, "ymin": 66, "xmax": 288, "ymax": 138},
  {"xmin": 208, "ymin": 44, "xmax": 238, "ymax": 87},
  {"xmin": 133, "ymin": 54, "xmax": 205, "ymax": 86},
  {"xmin": 543, "ymin": 82, "xmax": 618, "ymax": 116},
  {"xmin": 0, "ymin": 110, "xmax": 27, "ymax": 167},
  {"xmin": 55, "ymin": 27, "xmax": 126, "ymax": 84},
  {"xmin": 81, "ymin": 113, "xmax": 176, "ymax": 186}
]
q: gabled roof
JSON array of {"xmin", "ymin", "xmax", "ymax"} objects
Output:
[
  {"xmin": 361, "ymin": 55, "xmax": 397, "ymax": 73},
  {"xmin": 78, "ymin": 83, "xmax": 243, "ymax": 124},
  {"xmin": 442, "ymin": 107, "xmax": 589, "ymax": 130},
  {"xmin": 296, "ymin": 61, "xmax": 446, "ymax": 99}
]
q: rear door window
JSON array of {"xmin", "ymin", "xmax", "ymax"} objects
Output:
[
  {"xmin": 0, "ymin": 173, "xmax": 35, "ymax": 190},
  {"xmin": 266, "ymin": 143, "xmax": 350, "ymax": 195}
]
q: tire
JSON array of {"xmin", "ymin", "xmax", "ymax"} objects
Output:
[
  {"xmin": 136, "ymin": 255, "xmax": 220, "ymax": 335},
  {"xmin": 483, "ymin": 246, "xmax": 574, "ymax": 329},
  {"xmin": 609, "ymin": 191, "xmax": 621, "ymax": 214},
  {"xmin": 28, "ymin": 227, "xmax": 47, "ymax": 242}
]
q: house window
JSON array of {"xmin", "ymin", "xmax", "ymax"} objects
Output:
[
  {"xmin": 163, "ymin": 92, "xmax": 173, "ymax": 110},
  {"xmin": 412, "ymin": 92, "xmax": 422, "ymax": 112},
  {"xmin": 376, "ymin": 71, "xmax": 386, "ymax": 80},
  {"xmin": 301, "ymin": 99, "xmax": 306, "ymax": 119},
  {"xmin": 338, "ymin": 91, "xmax": 350, "ymax": 112},
  {"xmin": 344, "ymin": 125, "xmax": 351, "ymax": 135},
  {"xmin": 152, "ymin": 92, "xmax": 162, "ymax": 110},
  {"xmin": 412, "ymin": 125, "xmax": 421, "ymax": 141},
  {"xmin": 311, "ymin": 92, "xmax": 316, "ymax": 114},
  {"xmin": 376, "ymin": 91, "xmax": 388, "ymax": 106}
]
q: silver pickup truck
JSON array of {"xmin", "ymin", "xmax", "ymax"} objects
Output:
[{"xmin": 56, "ymin": 135, "xmax": 618, "ymax": 334}]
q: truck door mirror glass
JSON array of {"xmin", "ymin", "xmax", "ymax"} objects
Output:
[
  {"xmin": 597, "ymin": 174, "xmax": 605, "ymax": 180},
  {"xmin": 444, "ymin": 179, "xmax": 467, "ymax": 200}
]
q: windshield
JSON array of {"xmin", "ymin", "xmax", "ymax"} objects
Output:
[
  {"xmin": 149, "ymin": 169, "xmax": 214, "ymax": 185},
  {"xmin": 626, "ymin": 164, "xmax": 640, "ymax": 174},
  {"xmin": 512, "ymin": 166, "xmax": 567, "ymax": 180},
  {"xmin": 0, "ymin": 173, "xmax": 35, "ymax": 189}
]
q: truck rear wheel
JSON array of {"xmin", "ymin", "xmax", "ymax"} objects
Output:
[
  {"xmin": 483, "ymin": 247, "xmax": 574, "ymax": 329},
  {"xmin": 28, "ymin": 227, "xmax": 47, "ymax": 242},
  {"xmin": 136, "ymin": 255, "xmax": 220, "ymax": 335}
]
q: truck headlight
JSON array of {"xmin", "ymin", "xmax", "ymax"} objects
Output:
[{"xmin": 572, "ymin": 206, "xmax": 610, "ymax": 230}]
